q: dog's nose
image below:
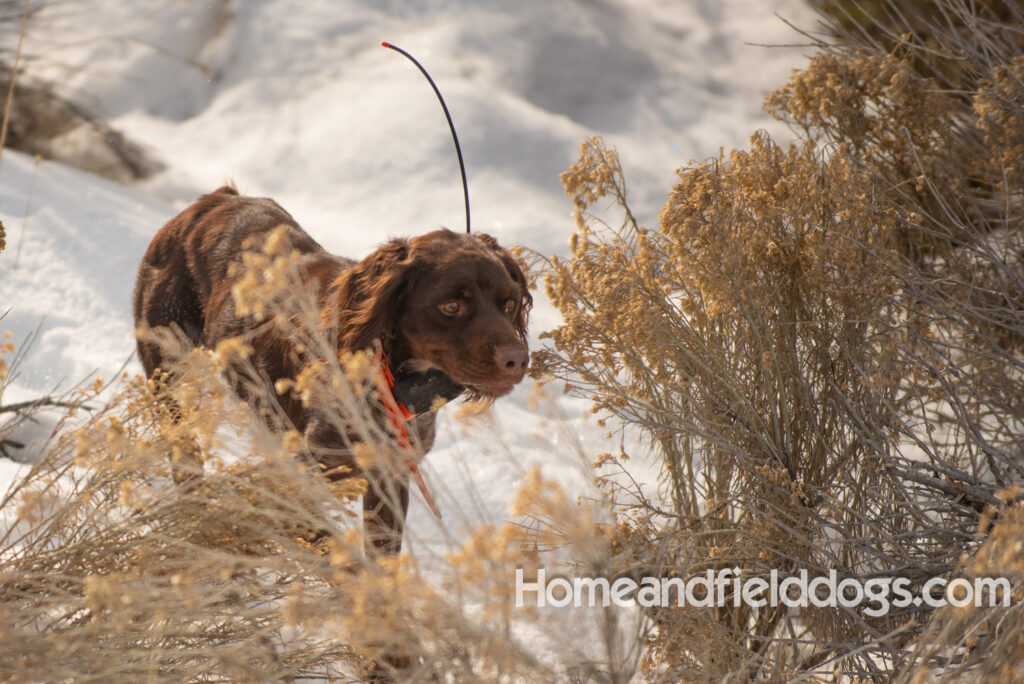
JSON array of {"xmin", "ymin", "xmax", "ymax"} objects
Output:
[{"xmin": 495, "ymin": 344, "xmax": 529, "ymax": 379}]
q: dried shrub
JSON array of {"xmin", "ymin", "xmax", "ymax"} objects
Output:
[
  {"xmin": 777, "ymin": 0, "xmax": 1024, "ymax": 254},
  {"xmin": 0, "ymin": 372, "xmax": 630, "ymax": 681},
  {"xmin": 1, "ymin": 227, "xmax": 637, "ymax": 683},
  {"xmin": 815, "ymin": 0, "xmax": 1024, "ymax": 102},
  {"xmin": 537, "ymin": 135, "xmax": 925, "ymax": 680},
  {"xmin": 533, "ymin": 1, "xmax": 1024, "ymax": 679},
  {"xmin": 765, "ymin": 49, "xmax": 961, "ymax": 258},
  {"xmin": 975, "ymin": 55, "xmax": 1024, "ymax": 194},
  {"xmin": 895, "ymin": 493, "xmax": 1024, "ymax": 683}
]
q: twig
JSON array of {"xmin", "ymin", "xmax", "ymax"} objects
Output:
[
  {"xmin": 882, "ymin": 462, "xmax": 999, "ymax": 513},
  {"xmin": 0, "ymin": 396, "xmax": 90, "ymax": 415}
]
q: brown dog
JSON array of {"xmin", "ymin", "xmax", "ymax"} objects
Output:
[{"xmin": 133, "ymin": 186, "xmax": 531, "ymax": 555}]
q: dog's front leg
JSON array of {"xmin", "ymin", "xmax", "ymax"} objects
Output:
[
  {"xmin": 363, "ymin": 472, "xmax": 415, "ymax": 682},
  {"xmin": 304, "ymin": 411, "xmax": 410, "ymax": 555},
  {"xmin": 362, "ymin": 469, "xmax": 409, "ymax": 557}
]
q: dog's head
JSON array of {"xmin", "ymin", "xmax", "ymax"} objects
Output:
[{"xmin": 332, "ymin": 229, "xmax": 532, "ymax": 399}]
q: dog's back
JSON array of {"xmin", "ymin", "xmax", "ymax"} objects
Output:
[{"xmin": 133, "ymin": 186, "xmax": 339, "ymax": 378}]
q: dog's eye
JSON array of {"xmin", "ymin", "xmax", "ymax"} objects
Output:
[
  {"xmin": 439, "ymin": 300, "xmax": 462, "ymax": 316},
  {"xmin": 503, "ymin": 299, "xmax": 516, "ymax": 316}
]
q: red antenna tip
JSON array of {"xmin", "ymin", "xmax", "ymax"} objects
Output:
[{"xmin": 381, "ymin": 41, "xmax": 391, "ymax": 48}]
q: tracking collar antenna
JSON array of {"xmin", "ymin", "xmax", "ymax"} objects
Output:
[{"xmin": 382, "ymin": 41, "xmax": 471, "ymax": 235}]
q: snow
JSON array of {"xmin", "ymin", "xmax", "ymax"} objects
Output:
[{"xmin": 1, "ymin": 0, "xmax": 818, "ymax": 673}]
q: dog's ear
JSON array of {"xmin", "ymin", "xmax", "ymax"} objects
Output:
[
  {"xmin": 332, "ymin": 239, "xmax": 415, "ymax": 353},
  {"xmin": 476, "ymin": 233, "xmax": 533, "ymax": 343}
]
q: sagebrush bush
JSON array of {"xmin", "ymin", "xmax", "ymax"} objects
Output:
[
  {"xmin": 537, "ymin": 132, "xmax": 925, "ymax": 680},
  {"xmin": 0, "ymin": 378, "xmax": 628, "ymax": 681},
  {"xmin": 533, "ymin": 0, "xmax": 1024, "ymax": 680},
  {"xmin": 0, "ymin": 228, "xmax": 635, "ymax": 683}
]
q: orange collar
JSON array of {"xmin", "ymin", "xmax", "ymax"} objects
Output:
[{"xmin": 374, "ymin": 348, "xmax": 442, "ymax": 519}]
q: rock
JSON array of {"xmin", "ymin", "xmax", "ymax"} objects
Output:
[{"xmin": 0, "ymin": 62, "xmax": 163, "ymax": 182}]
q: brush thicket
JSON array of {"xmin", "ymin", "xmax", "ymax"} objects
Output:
[
  {"xmin": 1, "ymin": 227, "xmax": 639, "ymax": 683},
  {"xmin": 532, "ymin": 0, "xmax": 1024, "ymax": 680}
]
